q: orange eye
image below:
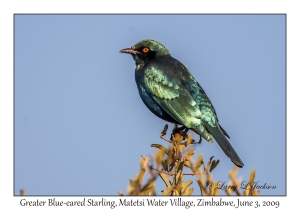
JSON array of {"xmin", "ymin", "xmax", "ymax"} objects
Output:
[{"xmin": 142, "ymin": 47, "xmax": 149, "ymax": 53}]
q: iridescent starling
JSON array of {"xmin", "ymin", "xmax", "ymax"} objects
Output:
[{"xmin": 120, "ymin": 40, "xmax": 244, "ymax": 167}]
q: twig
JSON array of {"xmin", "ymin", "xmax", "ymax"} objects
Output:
[
  {"xmin": 150, "ymin": 166, "xmax": 174, "ymax": 176},
  {"xmin": 149, "ymin": 166, "xmax": 209, "ymax": 176},
  {"xmin": 160, "ymin": 134, "xmax": 172, "ymax": 143}
]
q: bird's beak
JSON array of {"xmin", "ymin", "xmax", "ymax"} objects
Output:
[{"xmin": 119, "ymin": 47, "xmax": 139, "ymax": 55}]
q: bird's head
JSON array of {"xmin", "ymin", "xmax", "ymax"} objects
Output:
[{"xmin": 120, "ymin": 39, "xmax": 171, "ymax": 67}]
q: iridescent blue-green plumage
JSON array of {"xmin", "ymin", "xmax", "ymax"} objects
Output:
[{"xmin": 120, "ymin": 40, "xmax": 244, "ymax": 167}]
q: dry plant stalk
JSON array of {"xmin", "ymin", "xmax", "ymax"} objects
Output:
[{"xmin": 120, "ymin": 124, "xmax": 259, "ymax": 196}]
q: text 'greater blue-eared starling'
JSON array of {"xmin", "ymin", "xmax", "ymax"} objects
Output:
[{"xmin": 120, "ymin": 40, "xmax": 244, "ymax": 167}]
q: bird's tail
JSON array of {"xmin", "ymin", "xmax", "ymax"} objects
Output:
[{"xmin": 204, "ymin": 124, "xmax": 244, "ymax": 167}]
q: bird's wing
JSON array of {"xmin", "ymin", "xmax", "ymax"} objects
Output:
[
  {"xmin": 180, "ymin": 67, "xmax": 230, "ymax": 138},
  {"xmin": 137, "ymin": 84, "xmax": 178, "ymax": 123},
  {"xmin": 142, "ymin": 58, "xmax": 225, "ymax": 131},
  {"xmin": 143, "ymin": 59, "xmax": 243, "ymax": 167},
  {"xmin": 180, "ymin": 67, "xmax": 243, "ymax": 167},
  {"xmin": 143, "ymin": 61, "xmax": 207, "ymax": 129}
]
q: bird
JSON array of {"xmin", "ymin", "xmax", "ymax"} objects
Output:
[{"xmin": 120, "ymin": 39, "xmax": 244, "ymax": 167}]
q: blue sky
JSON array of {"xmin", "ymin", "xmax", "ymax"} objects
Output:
[{"xmin": 14, "ymin": 14, "xmax": 285, "ymax": 196}]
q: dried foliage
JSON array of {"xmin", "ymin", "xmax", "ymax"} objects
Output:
[
  {"xmin": 20, "ymin": 189, "xmax": 25, "ymax": 196},
  {"xmin": 120, "ymin": 124, "xmax": 259, "ymax": 196},
  {"xmin": 20, "ymin": 124, "xmax": 258, "ymax": 196}
]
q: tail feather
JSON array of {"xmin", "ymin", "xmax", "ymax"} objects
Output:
[
  {"xmin": 204, "ymin": 124, "xmax": 244, "ymax": 167},
  {"xmin": 219, "ymin": 124, "xmax": 230, "ymax": 139}
]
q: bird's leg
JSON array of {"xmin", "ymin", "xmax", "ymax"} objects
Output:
[
  {"xmin": 178, "ymin": 126, "xmax": 203, "ymax": 145},
  {"xmin": 198, "ymin": 135, "xmax": 202, "ymax": 144},
  {"xmin": 176, "ymin": 125, "xmax": 205, "ymax": 145},
  {"xmin": 160, "ymin": 123, "xmax": 201, "ymax": 144},
  {"xmin": 171, "ymin": 124, "xmax": 187, "ymax": 140},
  {"xmin": 178, "ymin": 125, "xmax": 186, "ymax": 131},
  {"xmin": 182, "ymin": 127, "xmax": 189, "ymax": 138},
  {"xmin": 174, "ymin": 123, "xmax": 178, "ymax": 129}
]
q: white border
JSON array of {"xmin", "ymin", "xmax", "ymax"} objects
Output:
[{"xmin": 1, "ymin": 0, "xmax": 297, "ymax": 209}]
